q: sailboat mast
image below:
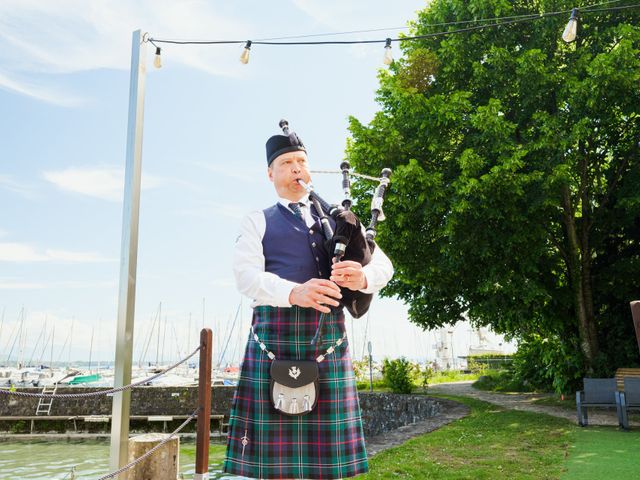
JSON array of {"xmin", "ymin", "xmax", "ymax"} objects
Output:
[
  {"xmin": 0, "ymin": 306, "xmax": 5, "ymax": 354},
  {"xmin": 155, "ymin": 302, "xmax": 162, "ymax": 366},
  {"xmin": 88, "ymin": 326, "xmax": 95, "ymax": 373},
  {"xmin": 50, "ymin": 324, "xmax": 55, "ymax": 369},
  {"xmin": 161, "ymin": 314, "xmax": 168, "ymax": 365},
  {"xmin": 17, "ymin": 306, "xmax": 25, "ymax": 369},
  {"xmin": 187, "ymin": 312, "xmax": 192, "ymax": 354},
  {"xmin": 67, "ymin": 317, "xmax": 75, "ymax": 368}
]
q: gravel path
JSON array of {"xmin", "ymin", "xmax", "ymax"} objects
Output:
[{"xmin": 429, "ymin": 381, "xmax": 636, "ymax": 427}]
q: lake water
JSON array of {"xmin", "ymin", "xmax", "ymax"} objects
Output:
[{"xmin": 0, "ymin": 439, "xmax": 237, "ymax": 479}]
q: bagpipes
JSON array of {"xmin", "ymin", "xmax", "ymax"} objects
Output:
[{"xmin": 279, "ymin": 121, "xmax": 392, "ymax": 342}]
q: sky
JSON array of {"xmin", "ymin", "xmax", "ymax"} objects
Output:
[{"xmin": 0, "ymin": 0, "xmax": 515, "ymax": 367}]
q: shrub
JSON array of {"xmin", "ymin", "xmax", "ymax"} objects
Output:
[
  {"xmin": 511, "ymin": 334, "xmax": 584, "ymax": 394},
  {"xmin": 410, "ymin": 362, "xmax": 434, "ymax": 392},
  {"xmin": 382, "ymin": 357, "xmax": 414, "ymax": 394}
]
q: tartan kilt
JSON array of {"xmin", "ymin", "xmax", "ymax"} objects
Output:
[{"xmin": 223, "ymin": 305, "xmax": 368, "ymax": 479}]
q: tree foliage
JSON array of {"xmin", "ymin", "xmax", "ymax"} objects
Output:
[{"xmin": 347, "ymin": 0, "xmax": 640, "ymax": 385}]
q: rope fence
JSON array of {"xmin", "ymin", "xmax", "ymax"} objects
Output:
[
  {"xmin": 0, "ymin": 345, "xmax": 201, "ymax": 399},
  {"xmin": 3, "ymin": 329, "xmax": 214, "ymax": 480},
  {"xmin": 97, "ymin": 409, "xmax": 199, "ymax": 480}
]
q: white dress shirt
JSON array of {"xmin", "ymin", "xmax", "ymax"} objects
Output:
[{"xmin": 233, "ymin": 195, "xmax": 394, "ymax": 307}]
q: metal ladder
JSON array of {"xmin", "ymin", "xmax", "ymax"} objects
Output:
[{"xmin": 35, "ymin": 384, "xmax": 57, "ymax": 415}]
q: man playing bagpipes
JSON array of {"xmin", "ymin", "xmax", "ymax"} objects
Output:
[{"xmin": 223, "ymin": 120, "xmax": 393, "ymax": 480}]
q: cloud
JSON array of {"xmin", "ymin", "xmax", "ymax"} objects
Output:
[
  {"xmin": 174, "ymin": 201, "xmax": 247, "ymax": 220},
  {"xmin": 0, "ymin": 280, "xmax": 47, "ymax": 289},
  {"xmin": 0, "ymin": 279, "xmax": 116, "ymax": 289},
  {"xmin": 291, "ymin": 0, "xmax": 420, "ymax": 31},
  {"xmin": 42, "ymin": 167, "xmax": 165, "ymax": 201},
  {"xmin": 0, "ymin": 242, "xmax": 115, "ymax": 263},
  {"xmin": 0, "ymin": 173, "xmax": 38, "ymax": 199},
  {"xmin": 0, "ymin": 70, "xmax": 86, "ymax": 107},
  {"xmin": 193, "ymin": 161, "xmax": 263, "ymax": 183},
  {"xmin": 0, "ymin": 0, "xmax": 252, "ymax": 104}
]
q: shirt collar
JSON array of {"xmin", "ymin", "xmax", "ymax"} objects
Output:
[{"xmin": 278, "ymin": 194, "xmax": 310, "ymax": 210}]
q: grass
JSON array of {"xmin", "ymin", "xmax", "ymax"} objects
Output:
[
  {"xmin": 472, "ymin": 369, "xmax": 537, "ymax": 393},
  {"xmin": 203, "ymin": 395, "xmax": 640, "ymax": 479},
  {"xmin": 429, "ymin": 370, "xmax": 481, "ymax": 385},
  {"xmin": 562, "ymin": 426, "xmax": 640, "ymax": 479},
  {"xmin": 357, "ymin": 370, "xmax": 482, "ymax": 392},
  {"xmin": 354, "ymin": 394, "xmax": 640, "ymax": 479},
  {"xmin": 357, "ymin": 395, "xmax": 573, "ymax": 479}
]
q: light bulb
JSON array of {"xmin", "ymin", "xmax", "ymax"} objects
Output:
[
  {"xmin": 562, "ymin": 8, "xmax": 579, "ymax": 43},
  {"xmin": 383, "ymin": 38, "xmax": 393, "ymax": 65},
  {"xmin": 240, "ymin": 40, "xmax": 252, "ymax": 64},
  {"xmin": 153, "ymin": 47, "xmax": 162, "ymax": 68}
]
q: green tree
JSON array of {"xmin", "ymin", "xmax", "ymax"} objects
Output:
[{"xmin": 348, "ymin": 0, "xmax": 640, "ymax": 383}]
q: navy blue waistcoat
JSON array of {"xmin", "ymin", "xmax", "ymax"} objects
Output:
[{"xmin": 262, "ymin": 203, "xmax": 334, "ymax": 283}]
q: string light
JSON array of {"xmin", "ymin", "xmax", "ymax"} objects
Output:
[
  {"xmin": 383, "ymin": 38, "xmax": 393, "ymax": 65},
  {"xmin": 145, "ymin": 2, "xmax": 639, "ymax": 65},
  {"xmin": 153, "ymin": 47, "xmax": 162, "ymax": 68},
  {"xmin": 240, "ymin": 40, "xmax": 252, "ymax": 64},
  {"xmin": 562, "ymin": 8, "xmax": 579, "ymax": 42}
]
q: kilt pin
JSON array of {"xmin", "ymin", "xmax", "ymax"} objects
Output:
[{"xmin": 223, "ymin": 305, "xmax": 368, "ymax": 479}]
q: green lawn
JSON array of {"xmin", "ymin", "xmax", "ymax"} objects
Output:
[
  {"xmin": 562, "ymin": 426, "xmax": 640, "ymax": 479},
  {"xmin": 358, "ymin": 396, "xmax": 572, "ymax": 479},
  {"xmin": 207, "ymin": 396, "xmax": 640, "ymax": 479},
  {"xmin": 354, "ymin": 395, "xmax": 640, "ymax": 480}
]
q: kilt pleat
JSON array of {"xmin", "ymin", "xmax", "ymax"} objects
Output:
[{"xmin": 223, "ymin": 306, "xmax": 368, "ymax": 479}]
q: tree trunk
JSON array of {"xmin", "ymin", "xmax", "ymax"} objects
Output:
[
  {"xmin": 560, "ymin": 184, "xmax": 599, "ymax": 370},
  {"xmin": 579, "ymin": 153, "xmax": 599, "ymax": 364}
]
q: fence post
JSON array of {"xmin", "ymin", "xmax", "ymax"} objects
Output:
[{"xmin": 195, "ymin": 328, "xmax": 213, "ymax": 480}]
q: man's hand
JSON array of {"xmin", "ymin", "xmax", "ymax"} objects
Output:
[
  {"xmin": 330, "ymin": 260, "xmax": 367, "ymax": 291},
  {"xmin": 289, "ymin": 278, "xmax": 342, "ymax": 313}
]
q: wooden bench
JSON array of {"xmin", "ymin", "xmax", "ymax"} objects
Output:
[
  {"xmin": 614, "ymin": 368, "xmax": 640, "ymax": 392},
  {"xmin": 576, "ymin": 378, "xmax": 618, "ymax": 426},
  {"xmin": 616, "ymin": 377, "xmax": 640, "ymax": 430}
]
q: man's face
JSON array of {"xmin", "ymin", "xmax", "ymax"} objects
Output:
[{"xmin": 268, "ymin": 150, "xmax": 311, "ymax": 201}]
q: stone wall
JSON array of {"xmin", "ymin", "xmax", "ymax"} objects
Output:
[
  {"xmin": 358, "ymin": 392, "xmax": 441, "ymax": 437},
  {"xmin": 0, "ymin": 386, "xmax": 235, "ymax": 417},
  {"xmin": 1, "ymin": 387, "xmax": 440, "ymax": 437}
]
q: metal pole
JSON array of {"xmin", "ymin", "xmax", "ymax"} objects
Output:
[
  {"xmin": 109, "ymin": 29, "xmax": 147, "ymax": 474},
  {"xmin": 195, "ymin": 328, "xmax": 213, "ymax": 479}
]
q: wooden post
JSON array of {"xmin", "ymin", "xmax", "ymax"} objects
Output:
[
  {"xmin": 195, "ymin": 328, "xmax": 213, "ymax": 480},
  {"xmin": 630, "ymin": 301, "xmax": 640, "ymax": 356},
  {"xmin": 124, "ymin": 433, "xmax": 179, "ymax": 480}
]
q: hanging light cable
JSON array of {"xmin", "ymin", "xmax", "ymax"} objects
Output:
[
  {"xmin": 240, "ymin": 40, "xmax": 252, "ymax": 64},
  {"xmin": 383, "ymin": 38, "xmax": 393, "ymax": 65},
  {"xmin": 562, "ymin": 8, "xmax": 579, "ymax": 42}
]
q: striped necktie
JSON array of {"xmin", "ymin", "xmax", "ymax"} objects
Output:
[{"xmin": 288, "ymin": 202, "xmax": 304, "ymax": 220}]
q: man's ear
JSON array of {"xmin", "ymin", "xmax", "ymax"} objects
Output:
[{"xmin": 267, "ymin": 167, "xmax": 273, "ymax": 182}]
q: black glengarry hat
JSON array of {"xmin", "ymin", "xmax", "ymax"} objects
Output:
[{"xmin": 266, "ymin": 119, "xmax": 306, "ymax": 166}]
